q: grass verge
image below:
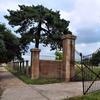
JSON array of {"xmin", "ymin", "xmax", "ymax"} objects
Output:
[
  {"xmin": 63, "ymin": 91, "xmax": 100, "ymax": 100},
  {"xmin": 6, "ymin": 66, "xmax": 64, "ymax": 85},
  {"xmin": 0, "ymin": 86, "xmax": 4, "ymax": 99}
]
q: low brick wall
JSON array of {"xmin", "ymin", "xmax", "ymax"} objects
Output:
[{"xmin": 39, "ymin": 60, "xmax": 64, "ymax": 79}]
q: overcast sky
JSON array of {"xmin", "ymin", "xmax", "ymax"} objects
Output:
[{"xmin": 0, "ymin": 0, "xmax": 100, "ymax": 60}]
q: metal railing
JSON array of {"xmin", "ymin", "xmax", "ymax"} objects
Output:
[
  {"xmin": 75, "ymin": 48, "xmax": 100, "ymax": 95},
  {"xmin": 12, "ymin": 60, "xmax": 31, "ymax": 77}
]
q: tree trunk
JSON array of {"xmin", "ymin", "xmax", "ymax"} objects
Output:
[
  {"xmin": 35, "ymin": 21, "xmax": 41, "ymax": 48},
  {"xmin": 35, "ymin": 38, "xmax": 39, "ymax": 48}
]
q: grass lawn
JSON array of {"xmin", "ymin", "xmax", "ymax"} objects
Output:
[
  {"xmin": 6, "ymin": 66, "xmax": 64, "ymax": 85},
  {"xmin": 63, "ymin": 91, "xmax": 100, "ymax": 100}
]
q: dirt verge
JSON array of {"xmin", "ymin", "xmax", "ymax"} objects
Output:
[{"xmin": 0, "ymin": 84, "xmax": 4, "ymax": 100}]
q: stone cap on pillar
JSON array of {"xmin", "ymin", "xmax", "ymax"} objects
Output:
[
  {"xmin": 62, "ymin": 34, "xmax": 77, "ymax": 40},
  {"xmin": 30, "ymin": 48, "xmax": 41, "ymax": 52}
]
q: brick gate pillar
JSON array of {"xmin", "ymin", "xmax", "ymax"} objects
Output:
[
  {"xmin": 31, "ymin": 48, "xmax": 41, "ymax": 79},
  {"xmin": 62, "ymin": 34, "xmax": 76, "ymax": 81}
]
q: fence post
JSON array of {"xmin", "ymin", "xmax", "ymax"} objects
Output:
[
  {"xmin": 62, "ymin": 34, "xmax": 76, "ymax": 81},
  {"xmin": 17, "ymin": 62, "xmax": 19, "ymax": 71},
  {"xmin": 80, "ymin": 53, "xmax": 85, "ymax": 95},
  {"xmin": 31, "ymin": 48, "xmax": 40, "ymax": 79},
  {"xmin": 19, "ymin": 62, "xmax": 21, "ymax": 72},
  {"xmin": 26, "ymin": 60, "xmax": 29, "ymax": 76},
  {"xmin": 22, "ymin": 61, "xmax": 24, "ymax": 73}
]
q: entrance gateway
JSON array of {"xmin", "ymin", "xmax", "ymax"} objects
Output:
[{"xmin": 8, "ymin": 34, "xmax": 100, "ymax": 95}]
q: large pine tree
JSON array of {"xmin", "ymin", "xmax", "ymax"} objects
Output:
[{"xmin": 5, "ymin": 5, "xmax": 71, "ymax": 50}]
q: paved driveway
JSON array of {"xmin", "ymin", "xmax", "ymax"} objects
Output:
[
  {"xmin": 0, "ymin": 67, "xmax": 82, "ymax": 100},
  {"xmin": 30, "ymin": 82, "xmax": 82, "ymax": 100}
]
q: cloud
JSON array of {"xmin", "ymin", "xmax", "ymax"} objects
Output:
[
  {"xmin": 0, "ymin": 0, "xmax": 100, "ymax": 56},
  {"xmin": 59, "ymin": 0, "xmax": 100, "ymax": 54},
  {"xmin": 74, "ymin": 0, "xmax": 100, "ymax": 29},
  {"xmin": 60, "ymin": 0, "xmax": 100, "ymax": 44},
  {"xmin": 0, "ymin": 12, "xmax": 7, "ymax": 23},
  {"xmin": 29, "ymin": 43, "xmax": 55, "ymax": 55},
  {"xmin": 76, "ymin": 42, "xmax": 100, "ymax": 55},
  {"xmin": 22, "ymin": 43, "xmax": 55, "ymax": 61},
  {"xmin": 0, "ymin": 0, "xmax": 75, "ymax": 12},
  {"xmin": 76, "ymin": 26, "xmax": 100, "ymax": 43},
  {"xmin": 0, "ymin": 0, "xmax": 19, "ymax": 12}
]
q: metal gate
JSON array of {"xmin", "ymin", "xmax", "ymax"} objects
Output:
[
  {"xmin": 74, "ymin": 49, "xmax": 100, "ymax": 95},
  {"xmin": 82, "ymin": 52, "xmax": 100, "ymax": 95}
]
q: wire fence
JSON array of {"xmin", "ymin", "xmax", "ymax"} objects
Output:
[{"xmin": 40, "ymin": 55, "xmax": 56, "ymax": 60}]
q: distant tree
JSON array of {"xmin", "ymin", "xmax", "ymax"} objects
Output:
[
  {"xmin": 5, "ymin": 5, "xmax": 71, "ymax": 51},
  {"xmin": 55, "ymin": 51, "xmax": 63, "ymax": 60},
  {"xmin": 90, "ymin": 50, "xmax": 100, "ymax": 66},
  {"xmin": 0, "ymin": 23, "xmax": 22, "ymax": 63}
]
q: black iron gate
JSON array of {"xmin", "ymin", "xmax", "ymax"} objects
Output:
[
  {"xmin": 74, "ymin": 49, "xmax": 100, "ymax": 95},
  {"xmin": 81, "ymin": 52, "xmax": 100, "ymax": 95}
]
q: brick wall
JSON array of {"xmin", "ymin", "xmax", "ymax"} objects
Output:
[{"xmin": 39, "ymin": 60, "xmax": 64, "ymax": 79}]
